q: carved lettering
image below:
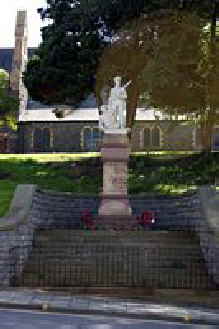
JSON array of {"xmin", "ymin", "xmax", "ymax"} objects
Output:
[{"xmin": 112, "ymin": 177, "xmax": 126, "ymax": 190}]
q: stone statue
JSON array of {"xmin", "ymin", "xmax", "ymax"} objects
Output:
[
  {"xmin": 99, "ymin": 76, "xmax": 131, "ymax": 130},
  {"xmin": 99, "ymin": 105, "xmax": 118, "ymax": 129}
]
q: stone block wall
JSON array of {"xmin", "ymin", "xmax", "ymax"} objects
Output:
[
  {"xmin": 0, "ymin": 231, "xmax": 12, "ymax": 285},
  {"xmin": 19, "ymin": 121, "xmax": 98, "ymax": 153},
  {"xmin": 0, "ymin": 185, "xmax": 37, "ymax": 286},
  {"xmin": 195, "ymin": 187, "xmax": 219, "ymax": 285},
  {"xmin": 30, "ymin": 188, "xmax": 200, "ymax": 231},
  {"xmin": 19, "ymin": 120, "xmax": 198, "ymax": 153}
]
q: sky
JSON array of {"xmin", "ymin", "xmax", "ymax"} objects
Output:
[{"xmin": 0, "ymin": 0, "xmax": 47, "ymax": 47}]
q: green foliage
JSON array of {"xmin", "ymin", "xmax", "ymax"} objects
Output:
[
  {"xmin": 0, "ymin": 69, "xmax": 9, "ymax": 88},
  {"xmin": 1, "ymin": 152, "xmax": 218, "ymax": 216},
  {"xmin": 0, "ymin": 155, "xmax": 102, "ymax": 217},
  {"xmin": 129, "ymin": 152, "xmax": 219, "ymax": 194},
  {"xmin": 0, "ymin": 69, "xmax": 18, "ymax": 128},
  {"xmin": 24, "ymin": 0, "xmax": 213, "ymax": 107},
  {"xmin": 140, "ymin": 9, "xmax": 218, "ymax": 150},
  {"xmin": 24, "ymin": 0, "xmax": 108, "ymax": 105},
  {"xmin": 96, "ymin": 1, "xmax": 214, "ymax": 128}
]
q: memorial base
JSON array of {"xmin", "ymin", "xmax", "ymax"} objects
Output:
[
  {"xmin": 98, "ymin": 130, "xmax": 132, "ymax": 219},
  {"xmin": 95, "ymin": 215, "xmax": 137, "ymax": 231},
  {"xmin": 98, "ymin": 194, "xmax": 132, "ymax": 217}
]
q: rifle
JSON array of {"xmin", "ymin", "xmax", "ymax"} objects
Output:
[{"xmin": 123, "ymin": 80, "xmax": 132, "ymax": 89}]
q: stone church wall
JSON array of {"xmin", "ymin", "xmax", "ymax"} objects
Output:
[
  {"xmin": 19, "ymin": 121, "xmax": 98, "ymax": 153},
  {"xmin": 131, "ymin": 121, "xmax": 195, "ymax": 152},
  {"xmin": 18, "ymin": 120, "xmax": 197, "ymax": 153}
]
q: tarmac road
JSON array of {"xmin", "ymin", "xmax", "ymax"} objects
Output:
[{"xmin": 0, "ymin": 309, "xmax": 217, "ymax": 329}]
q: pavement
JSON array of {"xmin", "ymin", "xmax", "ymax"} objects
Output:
[
  {"xmin": 0, "ymin": 309, "xmax": 214, "ymax": 329},
  {"xmin": 0, "ymin": 289, "xmax": 219, "ymax": 325}
]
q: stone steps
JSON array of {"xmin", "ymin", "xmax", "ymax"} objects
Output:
[
  {"xmin": 17, "ymin": 229, "xmax": 215, "ymax": 289},
  {"xmin": 34, "ymin": 229, "xmax": 198, "ymax": 239},
  {"xmin": 20, "ymin": 189, "xmax": 214, "ymax": 288}
]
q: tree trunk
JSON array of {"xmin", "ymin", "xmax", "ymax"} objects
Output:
[
  {"xmin": 200, "ymin": 106, "xmax": 215, "ymax": 152},
  {"xmin": 126, "ymin": 84, "xmax": 140, "ymax": 141}
]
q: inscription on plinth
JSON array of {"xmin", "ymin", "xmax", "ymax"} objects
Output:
[
  {"xmin": 98, "ymin": 133, "xmax": 132, "ymax": 217},
  {"xmin": 103, "ymin": 162, "xmax": 128, "ymax": 195}
]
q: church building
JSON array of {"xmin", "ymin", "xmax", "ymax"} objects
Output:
[{"xmin": 0, "ymin": 10, "xmax": 219, "ymax": 153}]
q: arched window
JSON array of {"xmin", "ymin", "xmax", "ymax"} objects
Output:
[
  {"xmin": 144, "ymin": 128, "xmax": 151, "ymax": 147},
  {"xmin": 33, "ymin": 128, "xmax": 52, "ymax": 152},
  {"xmin": 43, "ymin": 128, "xmax": 51, "ymax": 152},
  {"xmin": 213, "ymin": 128, "xmax": 219, "ymax": 151},
  {"xmin": 151, "ymin": 127, "xmax": 160, "ymax": 147},
  {"xmin": 142, "ymin": 126, "xmax": 162, "ymax": 149},
  {"xmin": 82, "ymin": 127, "xmax": 103, "ymax": 151},
  {"xmin": 92, "ymin": 128, "xmax": 100, "ymax": 149},
  {"xmin": 33, "ymin": 128, "xmax": 43, "ymax": 152},
  {"xmin": 83, "ymin": 128, "xmax": 92, "ymax": 151},
  {"xmin": 195, "ymin": 127, "xmax": 202, "ymax": 148}
]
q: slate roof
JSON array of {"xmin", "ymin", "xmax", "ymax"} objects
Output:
[
  {"xmin": 0, "ymin": 49, "xmax": 14, "ymax": 72},
  {"xmin": 19, "ymin": 108, "xmax": 159, "ymax": 122},
  {"xmin": 0, "ymin": 48, "xmax": 36, "ymax": 72}
]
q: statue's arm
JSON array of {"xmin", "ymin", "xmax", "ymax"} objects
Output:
[{"xmin": 120, "ymin": 88, "xmax": 127, "ymax": 99}]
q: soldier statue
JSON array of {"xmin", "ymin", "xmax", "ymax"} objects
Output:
[{"xmin": 99, "ymin": 77, "xmax": 131, "ymax": 130}]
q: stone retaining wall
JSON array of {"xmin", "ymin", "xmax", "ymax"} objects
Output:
[
  {"xmin": 194, "ymin": 186, "xmax": 219, "ymax": 285},
  {"xmin": 0, "ymin": 185, "xmax": 37, "ymax": 286},
  {"xmin": 30, "ymin": 188, "xmax": 200, "ymax": 230}
]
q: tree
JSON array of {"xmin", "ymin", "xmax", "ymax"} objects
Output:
[
  {"xmin": 24, "ymin": 0, "xmax": 214, "ymax": 135},
  {"xmin": 96, "ymin": 1, "xmax": 218, "ymax": 149},
  {"xmin": 141, "ymin": 9, "xmax": 219, "ymax": 151},
  {"xmin": 0, "ymin": 70, "xmax": 18, "ymax": 129},
  {"xmin": 96, "ymin": 1, "xmax": 214, "ymax": 130},
  {"xmin": 24, "ymin": 0, "xmax": 110, "ymax": 105},
  {"xmin": 23, "ymin": 0, "xmax": 189, "ymax": 106}
]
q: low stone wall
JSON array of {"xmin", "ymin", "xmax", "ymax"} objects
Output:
[
  {"xmin": 192, "ymin": 186, "xmax": 219, "ymax": 285},
  {"xmin": 0, "ymin": 185, "xmax": 37, "ymax": 286},
  {"xmin": 30, "ymin": 188, "xmax": 198, "ymax": 230}
]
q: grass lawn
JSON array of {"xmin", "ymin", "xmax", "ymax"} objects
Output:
[
  {"xmin": 0, "ymin": 152, "xmax": 218, "ymax": 217},
  {"xmin": 0, "ymin": 154, "xmax": 101, "ymax": 217}
]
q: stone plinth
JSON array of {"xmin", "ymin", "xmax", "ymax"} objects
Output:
[
  {"xmin": 98, "ymin": 129, "xmax": 132, "ymax": 219},
  {"xmin": 95, "ymin": 215, "xmax": 137, "ymax": 230}
]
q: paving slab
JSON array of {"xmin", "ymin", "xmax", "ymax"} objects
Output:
[
  {"xmin": 47, "ymin": 296, "xmax": 73, "ymax": 309},
  {"xmin": 68, "ymin": 299, "xmax": 90, "ymax": 311},
  {"xmin": 89, "ymin": 300, "xmax": 127, "ymax": 313},
  {"xmin": 31, "ymin": 295, "xmax": 53, "ymax": 306},
  {"xmin": 0, "ymin": 289, "xmax": 218, "ymax": 325}
]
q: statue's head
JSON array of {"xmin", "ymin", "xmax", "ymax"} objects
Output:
[{"xmin": 114, "ymin": 76, "xmax": 122, "ymax": 87}]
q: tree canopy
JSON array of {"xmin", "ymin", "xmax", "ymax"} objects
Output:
[
  {"xmin": 96, "ymin": 1, "xmax": 219, "ymax": 149},
  {"xmin": 139, "ymin": 9, "xmax": 219, "ymax": 150},
  {"xmin": 24, "ymin": 0, "xmax": 215, "ymax": 136},
  {"xmin": 24, "ymin": 0, "xmax": 109, "ymax": 105}
]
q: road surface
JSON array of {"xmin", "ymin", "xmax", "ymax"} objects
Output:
[{"xmin": 0, "ymin": 309, "xmax": 217, "ymax": 329}]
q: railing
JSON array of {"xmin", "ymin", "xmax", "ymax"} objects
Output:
[{"xmin": 10, "ymin": 229, "xmax": 218, "ymax": 289}]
